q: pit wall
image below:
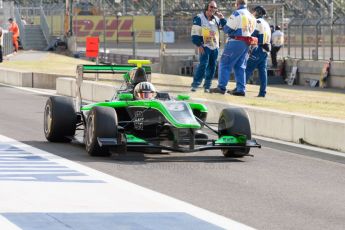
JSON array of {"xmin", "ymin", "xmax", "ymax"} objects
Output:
[{"xmin": 284, "ymin": 59, "xmax": 345, "ymax": 89}]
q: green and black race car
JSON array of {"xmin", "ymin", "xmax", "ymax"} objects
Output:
[{"xmin": 44, "ymin": 60, "xmax": 260, "ymax": 158}]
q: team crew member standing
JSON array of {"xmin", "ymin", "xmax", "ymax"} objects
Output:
[
  {"xmin": 8, "ymin": 18, "xmax": 20, "ymax": 52},
  {"xmin": 245, "ymin": 6, "xmax": 271, "ymax": 97},
  {"xmin": 271, "ymin": 25, "xmax": 284, "ymax": 68},
  {"xmin": 210, "ymin": 0, "xmax": 256, "ymax": 96},
  {"xmin": 190, "ymin": 1, "xmax": 225, "ymax": 93}
]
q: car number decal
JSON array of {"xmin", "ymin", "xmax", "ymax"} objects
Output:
[
  {"xmin": 134, "ymin": 111, "xmax": 144, "ymax": 130},
  {"xmin": 167, "ymin": 103, "xmax": 185, "ymax": 112}
]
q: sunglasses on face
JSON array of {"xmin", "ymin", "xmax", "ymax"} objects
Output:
[{"xmin": 209, "ymin": 6, "xmax": 217, "ymax": 9}]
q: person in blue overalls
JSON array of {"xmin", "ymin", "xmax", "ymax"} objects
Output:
[
  {"xmin": 190, "ymin": 1, "xmax": 225, "ymax": 93},
  {"xmin": 210, "ymin": 0, "xmax": 257, "ymax": 96},
  {"xmin": 245, "ymin": 6, "xmax": 272, "ymax": 97}
]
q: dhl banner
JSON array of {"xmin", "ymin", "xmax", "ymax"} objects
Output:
[{"xmin": 42, "ymin": 15, "xmax": 155, "ymax": 43}]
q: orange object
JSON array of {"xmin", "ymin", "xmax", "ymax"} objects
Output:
[
  {"xmin": 86, "ymin": 37, "xmax": 99, "ymax": 58},
  {"xmin": 9, "ymin": 21, "xmax": 20, "ymax": 51}
]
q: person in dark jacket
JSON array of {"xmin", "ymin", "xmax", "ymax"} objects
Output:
[{"xmin": 245, "ymin": 6, "xmax": 272, "ymax": 97}]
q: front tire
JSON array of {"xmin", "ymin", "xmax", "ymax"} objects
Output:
[
  {"xmin": 218, "ymin": 108, "xmax": 251, "ymax": 158},
  {"xmin": 85, "ymin": 106, "xmax": 118, "ymax": 157},
  {"xmin": 44, "ymin": 96, "xmax": 76, "ymax": 142}
]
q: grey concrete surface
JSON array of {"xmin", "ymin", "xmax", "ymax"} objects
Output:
[
  {"xmin": 6, "ymin": 50, "xmax": 48, "ymax": 61},
  {"xmin": 0, "ymin": 68, "xmax": 33, "ymax": 87},
  {"xmin": 1, "ymin": 84, "xmax": 345, "ymax": 230},
  {"xmin": 0, "ymin": 67, "xmax": 72, "ymax": 89}
]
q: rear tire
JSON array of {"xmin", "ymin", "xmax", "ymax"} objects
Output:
[
  {"xmin": 218, "ymin": 108, "xmax": 251, "ymax": 158},
  {"xmin": 85, "ymin": 106, "xmax": 118, "ymax": 157},
  {"xmin": 44, "ymin": 96, "xmax": 76, "ymax": 142}
]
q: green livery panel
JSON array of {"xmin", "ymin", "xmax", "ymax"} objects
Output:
[
  {"xmin": 82, "ymin": 100, "xmax": 202, "ymax": 129},
  {"xmin": 189, "ymin": 103, "xmax": 208, "ymax": 113},
  {"xmin": 126, "ymin": 134, "xmax": 147, "ymax": 144},
  {"xmin": 215, "ymin": 135, "xmax": 247, "ymax": 145}
]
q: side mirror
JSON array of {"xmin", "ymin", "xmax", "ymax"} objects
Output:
[
  {"xmin": 177, "ymin": 94, "xmax": 190, "ymax": 101},
  {"xmin": 118, "ymin": 93, "xmax": 134, "ymax": 101}
]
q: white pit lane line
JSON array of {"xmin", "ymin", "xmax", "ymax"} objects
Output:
[
  {"xmin": 0, "ymin": 215, "xmax": 22, "ymax": 230},
  {"xmin": 0, "ymin": 134, "xmax": 254, "ymax": 230}
]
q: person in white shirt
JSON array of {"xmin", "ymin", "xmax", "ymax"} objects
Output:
[
  {"xmin": 21, "ymin": 16, "xmax": 27, "ymax": 25},
  {"xmin": 271, "ymin": 25, "xmax": 284, "ymax": 68}
]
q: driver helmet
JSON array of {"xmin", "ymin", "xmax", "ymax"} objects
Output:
[
  {"xmin": 134, "ymin": 82, "xmax": 157, "ymax": 100},
  {"xmin": 131, "ymin": 67, "xmax": 148, "ymax": 85}
]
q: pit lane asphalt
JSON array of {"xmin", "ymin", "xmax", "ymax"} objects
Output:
[{"xmin": 1, "ymin": 84, "xmax": 345, "ymax": 230}]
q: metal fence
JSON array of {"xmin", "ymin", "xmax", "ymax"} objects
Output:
[
  {"xmin": 333, "ymin": 17, "xmax": 345, "ymax": 61},
  {"xmin": 287, "ymin": 17, "xmax": 345, "ymax": 61},
  {"xmin": 2, "ymin": 32, "xmax": 14, "ymax": 56},
  {"xmin": 12, "ymin": 4, "xmax": 345, "ymax": 62},
  {"xmin": 40, "ymin": 6, "xmax": 51, "ymax": 44},
  {"xmin": 17, "ymin": 6, "xmax": 64, "ymax": 36}
]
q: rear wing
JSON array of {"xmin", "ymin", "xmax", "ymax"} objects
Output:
[
  {"xmin": 75, "ymin": 60, "xmax": 152, "ymax": 112},
  {"xmin": 80, "ymin": 64, "xmax": 151, "ymax": 74}
]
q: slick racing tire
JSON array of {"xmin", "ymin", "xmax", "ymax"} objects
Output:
[
  {"xmin": 85, "ymin": 106, "xmax": 118, "ymax": 157},
  {"xmin": 218, "ymin": 108, "xmax": 251, "ymax": 158},
  {"xmin": 44, "ymin": 96, "xmax": 76, "ymax": 142}
]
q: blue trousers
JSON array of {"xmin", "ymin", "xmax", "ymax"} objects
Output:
[
  {"xmin": 191, "ymin": 47, "xmax": 218, "ymax": 90},
  {"xmin": 246, "ymin": 47, "xmax": 268, "ymax": 97},
  {"xmin": 217, "ymin": 40, "xmax": 249, "ymax": 93}
]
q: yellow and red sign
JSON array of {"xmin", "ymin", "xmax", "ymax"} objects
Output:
[
  {"xmin": 41, "ymin": 15, "xmax": 155, "ymax": 43},
  {"xmin": 74, "ymin": 16, "xmax": 154, "ymax": 42}
]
